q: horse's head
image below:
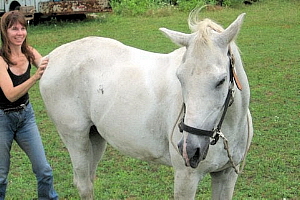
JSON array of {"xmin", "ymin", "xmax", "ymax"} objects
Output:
[{"xmin": 160, "ymin": 12, "xmax": 245, "ymax": 168}]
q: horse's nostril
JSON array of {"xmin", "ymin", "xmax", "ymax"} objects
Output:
[
  {"xmin": 190, "ymin": 148, "xmax": 200, "ymax": 162},
  {"xmin": 195, "ymin": 148, "xmax": 200, "ymax": 159}
]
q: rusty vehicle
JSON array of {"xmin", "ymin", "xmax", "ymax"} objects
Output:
[{"xmin": 0, "ymin": 0, "xmax": 111, "ymax": 23}]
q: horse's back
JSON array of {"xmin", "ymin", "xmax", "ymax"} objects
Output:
[
  {"xmin": 41, "ymin": 37, "xmax": 130, "ymax": 83},
  {"xmin": 41, "ymin": 36, "xmax": 180, "ymax": 89}
]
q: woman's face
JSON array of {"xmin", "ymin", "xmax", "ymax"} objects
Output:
[{"xmin": 7, "ymin": 22, "xmax": 27, "ymax": 47}]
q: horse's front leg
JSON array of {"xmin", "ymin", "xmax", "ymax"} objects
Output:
[
  {"xmin": 59, "ymin": 128, "xmax": 94, "ymax": 200},
  {"xmin": 210, "ymin": 166, "xmax": 239, "ymax": 200},
  {"xmin": 174, "ymin": 168, "xmax": 203, "ymax": 200}
]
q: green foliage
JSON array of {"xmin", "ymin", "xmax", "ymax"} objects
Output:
[
  {"xmin": 5, "ymin": 0, "xmax": 300, "ymax": 199},
  {"xmin": 110, "ymin": 0, "xmax": 170, "ymax": 16},
  {"xmin": 221, "ymin": 0, "xmax": 246, "ymax": 7},
  {"xmin": 177, "ymin": 0, "xmax": 207, "ymax": 11},
  {"xmin": 110, "ymin": 0, "xmax": 247, "ymax": 15}
]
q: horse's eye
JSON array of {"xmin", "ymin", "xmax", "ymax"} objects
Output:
[{"xmin": 216, "ymin": 78, "xmax": 226, "ymax": 87}]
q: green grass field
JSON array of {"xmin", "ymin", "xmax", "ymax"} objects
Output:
[{"xmin": 5, "ymin": 0, "xmax": 299, "ymax": 199}]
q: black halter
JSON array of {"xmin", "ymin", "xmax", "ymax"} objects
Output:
[{"xmin": 178, "ymin": 49, "xmax": 239, "ymax": 145}]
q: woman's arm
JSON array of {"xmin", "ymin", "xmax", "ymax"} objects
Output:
[
  {"xmin": 31, "ymin": 47, "xmax": 43, "ymax": 68},
  {"xmin": 0, "ymin": 49, "xmax": 48, "ymax": 103}
]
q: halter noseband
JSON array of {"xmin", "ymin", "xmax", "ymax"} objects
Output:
[{"xmin": 178, "ymin": 48, "xmax": 242, "ymax": 145}]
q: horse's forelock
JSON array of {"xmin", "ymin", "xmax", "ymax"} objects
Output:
[{"xmin": 188, "ymin": 9, "xmax": 224, "ymax": 47}]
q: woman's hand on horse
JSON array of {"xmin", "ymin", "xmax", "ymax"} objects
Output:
[{"xmin": 34, "ymin": 57, "xmax": 49, "ymax": 80}]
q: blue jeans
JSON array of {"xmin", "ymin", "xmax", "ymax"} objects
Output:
[{"xmin": 0, "ymin": 103, "xmax": 58, "ymax": 200}]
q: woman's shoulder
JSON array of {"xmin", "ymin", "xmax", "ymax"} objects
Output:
[
  {"xmin": 28, "ymin": 45, "xmax": 37, "ymax": 51},
  {"xmin": 27, "ymin": 45, "xmax": 34, "ymax": 53}
]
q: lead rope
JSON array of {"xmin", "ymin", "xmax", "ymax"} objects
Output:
[
  {"xmin": 219, "ymin": 109, "xmax": 253, "ymax": 174},
  {"xmin": 217, "ymin": 131, "xmax": 240, "ymax": 174},
  {"xmin": 170, "ymin": 103, "xmax": 185, "ymax": 155}
]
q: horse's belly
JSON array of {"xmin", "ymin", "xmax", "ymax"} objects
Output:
[{"xmin": 99, "ymin": 126, "xmax": 172, "ymax": 165}]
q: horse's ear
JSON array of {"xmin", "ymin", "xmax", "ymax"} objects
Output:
[
  {"xmin": 159, "ymin": 28, "xmax": 192, "ymax": 47},
  {"xmin": 216, "ymin": 13, "xmax": 246, "ymax": 46}
]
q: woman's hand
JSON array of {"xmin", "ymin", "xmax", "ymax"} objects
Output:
[{"xmin": 34, "ymin": 56, "xmax": 49, "ymax": 81}]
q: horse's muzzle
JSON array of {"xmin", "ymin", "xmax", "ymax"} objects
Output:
[{"xmin": 178, "ymin": 135, "xmax": 210, "ymax": 168}]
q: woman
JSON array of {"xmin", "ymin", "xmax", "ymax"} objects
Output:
[{"xmin": 0, "ymin": 11, "xmax": 58, "ymax": 199}]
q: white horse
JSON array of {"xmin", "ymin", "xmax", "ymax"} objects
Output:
[{"xmin": 40, "ymin": 11, "xmax": 253, "ymax": 200}]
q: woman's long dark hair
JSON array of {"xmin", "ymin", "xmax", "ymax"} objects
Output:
[{"xmin": 0, "ymin": 11, "xmax": 34, "ymax": 66}]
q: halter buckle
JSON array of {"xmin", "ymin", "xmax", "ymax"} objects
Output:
[{"xmin": 210, "ymin": 129, "xmax": 220, "ymax": 145}]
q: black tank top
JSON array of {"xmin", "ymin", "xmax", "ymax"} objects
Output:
[{"xmin": 0, "ymin": 64, "xmax": 31, "ymax": 109}]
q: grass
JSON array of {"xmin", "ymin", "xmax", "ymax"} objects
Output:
[{"xmin": 5, "ymin": 0, "xmax": 299, "ymax": 199}]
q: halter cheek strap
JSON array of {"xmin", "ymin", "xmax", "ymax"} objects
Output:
[{"xmin": 229, "ymin": 49, "xmax": 243, "ymax": 91}]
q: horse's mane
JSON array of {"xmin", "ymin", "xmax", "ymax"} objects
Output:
[{"xmin": 188, "ymin": 8, "xmax": 224, "ymax": 46}]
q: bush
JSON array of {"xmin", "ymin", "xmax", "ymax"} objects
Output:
[
  {"xmin": 110, "ymin": 0, "xmax": 170, "ymax": 16},
  {"xmin": 177, "ymin": 0, "xmax": 207, "ymax": 11},
  {"xmin": 177, "ymin": 0, "xmax": 245, "ymax": 10},
  {"xmin": 110, "ymin": 0, "xmax": 245, "ymax": 16}
]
